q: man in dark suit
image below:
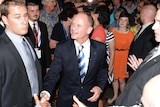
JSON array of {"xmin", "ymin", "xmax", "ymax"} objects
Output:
[
  {"xmin": 40, "ymin": 12, "xmax": 108, "ymax": 107},
  {"xmin": 26, "ymin": 1, "xmax": 51, "ymax": 79},
  {"xmin": 115, "ymin": 8, "xmax": 160, "ymax": 106},
  {"xmin": 0, "ymin": 0, "xmax": 50, "ymax": 107},
  {"xmin": 128, "ymin": 4, "xmax": 158, "ymax": 75}
]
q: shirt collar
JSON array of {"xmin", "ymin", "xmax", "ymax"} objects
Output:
[
  {"xmin": 142, "ymin": 22, "xmax": 154, "ymax": 30},
  {"xmin": 74, "ymin": 39, "xmax": 90, "ymax": 49},
  {"xmin": 28, "ymin": 20, "xmax": 38, "ymax": 29},
  {"xmin": 5, "ymin": 29, "xmax": 24, "ymax": 44}
]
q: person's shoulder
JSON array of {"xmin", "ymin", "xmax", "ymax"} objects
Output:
[
  {"xmin": 57, "ymin": 39, "xmax": 73, "ymax": 46},
  {"xmin": 128, "ymin": 30, "xmax": 134, "ymax": 35},
  {"xmin": 38, "ymin": 21, "xmax": 46, "ymax": 26},
  {"xmin": 107, "ymin": 31, "xmax": 114, "ymax": 37},
  {"xmin": 0, "ymin": 32, "xmax": 10, "ymax": 48},
  {"xmin": 53, "ymin": 22, "xmax": 62, "ymax": 28},
  {"xmin": 90, "ymin": 39, "xmax": 106, "ymax": 47}
]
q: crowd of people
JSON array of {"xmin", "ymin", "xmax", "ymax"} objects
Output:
[{"xmin": 1, "ymin": 0, "xmax": 160, "ymax": 107}]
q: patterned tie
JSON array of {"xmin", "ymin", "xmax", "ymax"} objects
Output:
[
  {"xmin": 22, "ymin": 38, "xmax": 39, "ymax": 95},
  {"xmin": 33, "ymin": 23, "xmax": 38, "ymax": 35},
  {"xmin": 33, "ymin": 23, "xmax": 38, "ymax": 47},
  {"xmin": 78, "ymin": 45, "xmax": 87, "ymax": 83}
]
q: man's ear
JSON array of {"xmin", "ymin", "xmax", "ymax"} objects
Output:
[
  {"xmin": 87, "ymin": 27, "xmax": 93, "ymax": 34},
  {"xmin": 1, "ymin": 15, "xmax": 8, "ymax": 26}
]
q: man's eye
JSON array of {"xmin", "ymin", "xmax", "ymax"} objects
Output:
[{"xmin": 15, "ymin": 16, "xmax": 20, "ymax": 19}]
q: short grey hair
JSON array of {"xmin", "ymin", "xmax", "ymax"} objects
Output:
[{"xmin": 41, "ymin": 0, "xmax": 50, "ymax": 5}]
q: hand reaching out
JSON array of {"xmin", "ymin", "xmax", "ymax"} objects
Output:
[
  {"xmin": 34, "ymin": 94, "xmax": 51, "ymax": 107},
  {"xmin": 72, "ymin": 95, "xmax": 87, "ymax": 107}
]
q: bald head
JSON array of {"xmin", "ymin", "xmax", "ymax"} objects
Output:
[
  {"xmin": 140, "ymin": 5, "xmax": 157, "ymax": 24},
  {"xmin": 70, "ymin": 12, "xmax": 93, "ymax": 44},
  {"xmin": 141, "ymin": 74, "xmax": 160, "ymax": 107},
  {"xmin": 72, "ymin": 12, "xmax": 94, "ymax": 27}
]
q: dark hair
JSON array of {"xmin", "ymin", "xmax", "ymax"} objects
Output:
[
  {"xmin": 119, "ymin": 9, "xmax": 129, "ymax": 18},
  {"xmin": 59, "ymin": 7, "xmax": 78, "ymax": 21},
  {"xmin": 119, "ymin": 9, "xmax": 131, "ymax": 23},
  {"xmin": 26, "ymin": 1, "xmax": 39, "ymax": 7},
  {"xmin": 63, "ymin": 2, "xmax": 75, "ymax": 10},
  {"xmin": 0, "ymin": 0, "xmax": 25, "ymax": 17},
  {"xmin": 94, "ymin": 5, "xmax": 110, "ymax": 28}
]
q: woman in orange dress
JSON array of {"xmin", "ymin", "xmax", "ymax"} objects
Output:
[{"xmin": 107, "ymin": 10, "xmax": 134, "ymax": 105}]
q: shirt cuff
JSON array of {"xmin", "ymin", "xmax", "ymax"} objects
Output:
[
  {"xmin": 35, "ymin": 105, "xmax": 41, "ymax": 107},
  {"xmin": 40, "ymin": 90, "xmax": 51, "ymax": 99}
]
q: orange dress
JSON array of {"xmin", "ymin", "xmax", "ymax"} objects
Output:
[{"xmin": 111, "ymin": 28, "xmax": 134, "ymax": 79}]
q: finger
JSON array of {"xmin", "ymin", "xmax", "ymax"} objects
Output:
[
  {"xmin": 127, "ymin": 62, "xmax": 136, "ymax": 71},
  {"xmin": 73, "ymin": 95, "xmax": 87, "ymax": 107},
  {"xmin": 128, "ymin": 56, "xmax": 136, "ymax": 66},
  {"xmin": 139, "ymin": 58, "xmax": 143, "ymax": 64},
  {"xmin": 132, "ymin": 55, "xmax": 137, "ymax": 61},
  {"xmin": 73, "ymin": 95, "xmax": 81, "ymax": 104},
  {"xmin": 87, "ymin": 93, "xmax": 98, "ymax": 102},
  {"xmin": 87, "ymin": 96, "xmax": 97, "ymax": 102},
  {"xmin": 40, "ymin": 94, "xmax": 50, "ymax": 103},
  {"xmin": 33, "ymin": 94, "xmax": 40, "ymax": 105},
  {"xmin": 72, "ymin": 102, "xmax": 79, "ymax": 107}
]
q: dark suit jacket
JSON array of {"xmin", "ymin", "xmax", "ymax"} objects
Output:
[
  {"xmin": 0, "ymin": 24, "xmax": 4, "ymax": 35},
  {"xmin": 128, "ymin": 23, "xmax": 158, "ymax": 75},
  {"xmin": 115, "ymin": 48, "xmax": 160, "ymax": 106},
  {"xmin": 0, "ymin": 32, "xmax": 42, "ymax": 107},
  {"xmin": 43, "ymin": 39, "xmax": 108, "ymax": 107},
  {"xmin": 129, "ymin": 23, "xmax": 158, "ymax": 59},
  {"xmin": 25, "ymin": 21, "xmax": 51, "ymax": 78}
]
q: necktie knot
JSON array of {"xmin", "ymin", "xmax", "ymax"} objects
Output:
[{"xmin": 78, "ymin": 45, "xmax": 83, "ymax": 52}]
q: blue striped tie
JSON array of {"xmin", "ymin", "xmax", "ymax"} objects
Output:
[{"xmin": 78, "ymin": 45, "xmax": 86, "ymax": 83}]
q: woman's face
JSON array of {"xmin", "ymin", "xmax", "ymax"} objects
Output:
[{"xmin": 118, "ymin": 17, "xmax": 129, "ymax": 28}]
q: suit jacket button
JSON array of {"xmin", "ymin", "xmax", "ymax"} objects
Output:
[{"xmin": 81, "ymin": 86, "xmax": 83, "ymax": 89}]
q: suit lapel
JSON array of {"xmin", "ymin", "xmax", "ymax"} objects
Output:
[
  {"xmin": 85, "ymin": 40, "xmax": 97, "ymax": 78},
  {"xmin": 139, "ymin": 55, "xmax": 160, "ymax": 69},
  {"xmin": 69, "ymin": 40, "xmax": 80, "ymax": 75},
  {"xmin": 3, "ymin": 33, "xmax": 26, "ymax": 71},
  {"xmin": 135, "ymin": 23, "xmax": 153, "ymax": 41},
  {"xmin": 28, "ymin": 24, "xmax": 36, "ymax": 46}
]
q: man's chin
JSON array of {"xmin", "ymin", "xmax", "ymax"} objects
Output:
[{"xmin": 155, "ymin": 37, "xmax": 160, "ymax": 42}]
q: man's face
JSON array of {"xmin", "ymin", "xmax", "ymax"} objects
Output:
[
  {"xmin": 152, "ymin": 10, "xmax": 160, "ymax": 42},
  {"xmin": 112, "ymin": 0, "xmax": 120, "ymax": 7},
  {"xmin": 2, "ymin": 5, "xmax": 28, "ymax": 35},
  {"xmin": 27, "ymin": 5, "xmax": 40, "ymax": 21},
  {"xmin": 137, "ymin": 2, "xmax": 144, "ymax": 12},
  {"xmin": 70, "ymin": 13, "xmax": 93, "ymax": 44},
  {"xmin": 45, "ymin": 0, "xmax": 56, "ymax": 12}
]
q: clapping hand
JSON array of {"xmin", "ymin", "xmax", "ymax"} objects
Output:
[{"xmin": 127, "ymin": 54, "xmax": 143, "ymax": 71}]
